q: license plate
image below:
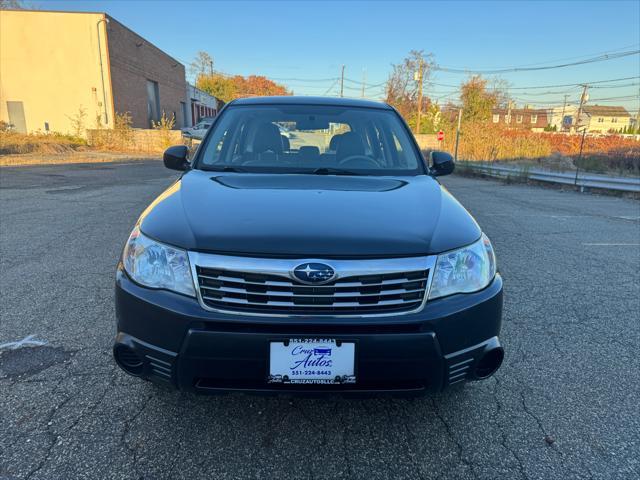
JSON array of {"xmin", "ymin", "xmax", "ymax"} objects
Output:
[{"xmin": 269, "ymin": 339, "xmax": 355, "ymax": 384}]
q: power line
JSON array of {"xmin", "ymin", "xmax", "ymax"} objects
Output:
[
  {"xmin": 433, "ymin": 50, "xmax": 639, "ymax": 74},
  {"xmin": 322, "ymin": 78, "xmax": 339, "ymax": 96},
  {"xmin": 588, "ymin": 81, "xmax": 640, "ymax": 89},
  {"xmin": 427, "ymin": 76, "xmax": 640, "ymax": 90},
  {"xmin": 469, "ymin": 43, "xmax": 639, "ymax": 68},
  {"xmin": 509, "ymin": 94, "xmax": 639, "ymax": 105},
  {"xmin": 343, "ymin": 76, "xmax": 640, "ymax": 97}
]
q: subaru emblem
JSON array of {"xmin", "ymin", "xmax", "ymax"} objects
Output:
[{"xmin": 292, "ymin": 262, "xmax": 336, "ymax": 285}]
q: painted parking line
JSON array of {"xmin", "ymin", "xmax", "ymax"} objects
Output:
[{"xmin": 0, "ymin": 334, "xmax": 47, "ymax": 351}]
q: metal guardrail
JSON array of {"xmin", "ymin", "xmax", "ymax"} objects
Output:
[{"xmin": 458, "ymin": 162, "xmax": 640, "ymax": 193}]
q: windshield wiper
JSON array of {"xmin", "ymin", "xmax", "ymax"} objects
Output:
[
  {"xmin": 201, "ymin": 165, "xmax": 248, "ymax": 173},
  {"xmin": 311, "ymin": 167, "xmax": 363, "ymax": 176}
]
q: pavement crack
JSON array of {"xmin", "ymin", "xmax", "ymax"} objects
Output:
[
  {"xmin": 431, "ymin": 398, "xmax": 477, "ymax": 478},
  {"xmin": 120, "ymin": 390, "xmax": 156, "ymax": 477},
  {"xmin": 23, "ymin": 392, "xmax": 72, "ymax": 480},
  {"xmin": 492, "ymin": 378, "xmax": 529, "ymax": 480}
]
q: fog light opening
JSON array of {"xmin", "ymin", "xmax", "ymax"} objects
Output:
[
  {"xmin": 114, "ymin": 344, "xmax": 144, "ymax": 376},
  {"xmin": 474, "ymin": 347, "xmax": 504, "ymax": 379}
]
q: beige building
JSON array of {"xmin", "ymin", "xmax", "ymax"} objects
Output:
[
  {"xmin": 0, "ymin": 9, "xmax": 187, "ymax": 135},
  {"xmin": 578, "ymin": 106, "xmax": 631, "ymax": 133},
  {"xmin": 546, "ymin": 105, "xmax": 578, "ymax": 131}
]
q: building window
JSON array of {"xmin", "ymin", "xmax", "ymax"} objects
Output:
[
  {"xmin": 505, "ymin": 115, "xmax": 511, "ymax": 124},
  {"xmin": 597, "ymin": 117, "xmax": 604, "ymax": 123},
  {"xmin": 492, "ymin": 114, "xmax": 500, "ymax": 123},
  {"xmin": 146, "ymin": 80, "xmax": 160, "ymax": 126},
  {"xmin": 530, "ymin": 115, "xmax": 538, "ymax": 124},
  {"xmin": 516, "ymin": 115, "xmax": 523, "ymax": 123},
  {"xmin": 611, "ymin": 117, "xmax": 618, "ymax": 123},
  {"xmin": 180, "ymin": 102, "xmax": 187, "ymax": 128}
]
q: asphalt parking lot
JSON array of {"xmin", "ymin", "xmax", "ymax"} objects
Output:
[{"xmin": 1, "ymin": 160, "xmax": 639, "ymax": 480}]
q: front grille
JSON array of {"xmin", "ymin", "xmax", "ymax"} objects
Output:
[{"xmin": 195, "ymin": 265, "xmax": 430, "ymax": 316}]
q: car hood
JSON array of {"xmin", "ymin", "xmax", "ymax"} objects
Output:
[{"xmin": 138, "ymin": 170, "xmax": 481, "ymax": 257}]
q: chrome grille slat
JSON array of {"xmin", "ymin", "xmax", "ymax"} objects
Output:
[
  {"xmin": 199, "ymin": 273, "xmax": 428, "ymax": 288},
  {"xmin": 201, "ymin": 294, "xmax": 422, "ymax": 308},
  {"xmin": 200, "ymin": 284, "xmax": 424, "ymax": 298},
  {"xmin": 199, "ymin": 273, "xmax": 294, "ymax": 287},
  {"xmin": 189, "ymin": 252, "xmax": 435, "ymax": 317}
]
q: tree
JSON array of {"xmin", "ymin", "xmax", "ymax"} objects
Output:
[
  {"xmin": 196, "ymin": 73, "xmax": 290, "ymax": 103},
  {"xmin": 237, "ymin": 75, "xmax": 290, "ymax": 97},
  {"xmin": 196, "ymin": 74, "xmax": 237, "ymax": 102},
  {"xmin": 190, "ymin": 51, "xmax": 214, "ymax": 79},
  {"xmin": 419, "ymin": 102, "xmax": 444, "ymax": 134},
  {"xmin": 459, "ymin": 75, "xmax": 498, "ymax": 123},
  {"xmin": 384, "ymin": 50, "xmax": 435, "ymax": 123},
  {"xmin": 488, "ymin": 77, "xmax": 511, "ymax": 108}
]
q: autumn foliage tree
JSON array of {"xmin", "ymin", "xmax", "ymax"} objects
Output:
[
  {"xmin": 384, "ymin": 50, "xmax": 436, "ymax": 130},
  {"xmin": 196, "ymin": 73, "xmax": 290, "ymax": 103},
  {"xmin": 460, "ymin": 75, "xmax": 499, "ymax": 123}
]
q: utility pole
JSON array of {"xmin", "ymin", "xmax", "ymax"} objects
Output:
[
  {"xmin": 572, "ymin": 85, "xmax": 589, "ymax": 190},
  {"xmin": 574, "ymin": 84, "xmax": 589, "ymax": 133},
  {"xmin": 574, "ymin": 128, "xmax": 587, "ymax": 188},
  {"xmin": 361, "ymin": 68, "xmax": 366, "ymax": 98},
  {"xmin": 209, "ymin": 59, "xmax": 213, "ymax": 76},
  {"xmin": 560, "ymin": 94, "xmax": 569, "ymax": 131},
  {"xmin": 415, "ymin": 58, "xmax": 424, "ymax": 133},
  {"xmin": 454, "ymin": 108, "xmax": 463, "ymax": 161},
  {"xmin": 340, "ymin": 65, "xmax": 345, "ymax": 98}
]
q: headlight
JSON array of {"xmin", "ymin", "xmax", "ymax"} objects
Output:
[
  {"xmin": 122, "ymin": 226, "xmax": 195, "ymax": 297},
  {"xmin": 428, "ymin": 233, "xmax": 497, "ymax": 300}
]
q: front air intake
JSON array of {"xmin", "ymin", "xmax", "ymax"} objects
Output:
[
  {"xmin": 474, "ymin": 347, "xmax": 504, "ymax": 379},
  {"xmin": 113, "ymin": 344, "xmax": 144, "ymax": 376}
]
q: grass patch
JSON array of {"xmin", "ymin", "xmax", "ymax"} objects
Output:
[{"xmin": 0, "ymin": 131, "xmax": 87, "ymax": 155}]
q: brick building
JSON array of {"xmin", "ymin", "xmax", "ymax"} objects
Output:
[
  {"xmin": 0, "ymin": 9, "xmax": 187, "ymax": 134},
  {"xmin": 491, "ymin": 107, "xmax": 549, "ymax": 132}
]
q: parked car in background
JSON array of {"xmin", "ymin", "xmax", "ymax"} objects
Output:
[
  {"xmin": 181, "ymin": 118, "xmax": 214, "ymax": 139},
  {"xmin": 114, "ymin": 96, "xmax": 504, "ymax": 396}
]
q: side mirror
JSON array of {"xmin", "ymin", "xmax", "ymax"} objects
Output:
[
  {"xmin": 163, "ymin": 145, "xmax": 190, "ymax": 171},
  {"xmin": 429, "ymin": 151, "xmax": 454, "ymax": 176}
]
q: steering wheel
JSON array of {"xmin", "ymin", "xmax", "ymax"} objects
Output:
[{"xmin": 338, "ymin": 155, "xmax": 381, "ymax": 169}]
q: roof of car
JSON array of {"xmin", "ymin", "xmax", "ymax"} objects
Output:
[{"xmin": 229, "ymin": 96, "xmax": 393, "ymax": 109}]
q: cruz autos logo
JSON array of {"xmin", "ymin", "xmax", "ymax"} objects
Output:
[
  {"xmin": 290, "ymin": 344, "xmax": 333, "ymax": 370},
  {"xmin": 292, "ymin": 262, "xmax": 336, "ymax": 285}
]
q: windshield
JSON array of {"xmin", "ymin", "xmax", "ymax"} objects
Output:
[{"xmin": 196, "ymin": 104, "xmax": 425, "ymax": 175}]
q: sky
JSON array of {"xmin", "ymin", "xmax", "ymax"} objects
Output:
[{"xmin": 34, "ymin": 0, "xmax": 640, "ymax": 112}]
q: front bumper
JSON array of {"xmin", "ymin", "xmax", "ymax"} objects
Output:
[{"xmin": 114, "ymin": 268, "xmax": 504, "ymax": 395}]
